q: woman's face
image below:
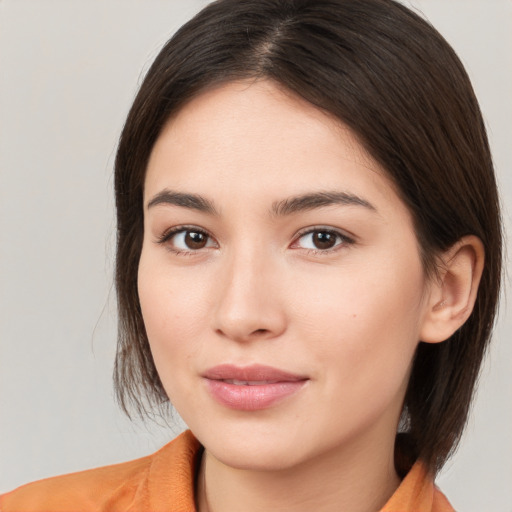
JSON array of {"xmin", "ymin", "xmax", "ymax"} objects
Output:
[{"xmin": 138, "ymin": 80, "xmax": 432, "ymax": 471}]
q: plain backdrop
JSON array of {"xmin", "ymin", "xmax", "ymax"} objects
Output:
[{"xmin": 1, "ymin": 1, "xmax": 511, "ymax": 510}]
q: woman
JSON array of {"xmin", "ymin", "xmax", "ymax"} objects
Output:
[{"xmin": 1, "ymin": 0, "xmax": 503, "ymax": 510}]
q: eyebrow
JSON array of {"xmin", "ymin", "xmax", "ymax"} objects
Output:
[
  {"xmin": 147, "ymin": 189, "xmax": 218, "ymax": 215},
  {"xmin": 271, "ymin": 191, "xmax": 376, "ymax": 216},
  {"xmin": 146, "ymin": 189, "xmax": 376, "ymax": 217}
]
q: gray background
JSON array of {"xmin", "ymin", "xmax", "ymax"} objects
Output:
[{"xmin": 1, "ymin": 1, "xmax": 511, "ymax": 510}]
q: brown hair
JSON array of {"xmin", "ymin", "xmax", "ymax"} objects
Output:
[{"xmin": 113, "ymin": 0, "xmax": 502, "ymax": 475}]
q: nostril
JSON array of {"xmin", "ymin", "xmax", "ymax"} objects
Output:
[{"xmin": 252, "ymin": 329, "xmax": 269, "ymax": 336}]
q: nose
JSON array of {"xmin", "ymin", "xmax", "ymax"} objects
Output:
[{"xmin": 213, "ymin": 248, "xmax": 287, "ymax": 343}]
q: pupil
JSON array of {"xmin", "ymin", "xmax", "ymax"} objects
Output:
[
  {"xmin": 185, "ymin": 231, "xmax": 207, "ymax": 249},
  {"xmin": 313, "ymin": 231, "xmax": 336, "ymax": 249}
]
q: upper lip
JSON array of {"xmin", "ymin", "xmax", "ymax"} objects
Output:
[{"xmin": 203, "ymin": 364, "xmax": 308, "ymax": 383}]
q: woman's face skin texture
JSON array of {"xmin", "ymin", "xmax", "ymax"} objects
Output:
[{"xmin": 138, "ymin": 80, "xmax": 435, "ymax": 504}]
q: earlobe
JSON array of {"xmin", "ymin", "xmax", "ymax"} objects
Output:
[{"xmin": 420, "ymin": 235, "xmax": 485, "ymax": 344}]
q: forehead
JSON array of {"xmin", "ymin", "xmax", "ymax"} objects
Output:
[{"xmin": 144, "ymin": 79, "xmax": 403, "ymax": 216}]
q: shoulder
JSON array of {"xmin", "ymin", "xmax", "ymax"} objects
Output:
[
  {"xmin": 0, "ymin": 430, "xmax": 201, "ymax": 512},
  {"xmin": 0, "ymin": 455, "xmax": 152, "ymax": 512},
  {"xmin": 381, "ymin": 461, "xmax": 455, "ymax": 512}
]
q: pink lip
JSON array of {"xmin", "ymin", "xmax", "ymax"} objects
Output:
[{"xmin": 202, "ymin": 364, "xmax": 308, "ymax": 411}]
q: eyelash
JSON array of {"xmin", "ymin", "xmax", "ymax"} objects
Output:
[
  {"xmin": 292, "ymin": 226, "xmax": 355, "ymax": 255},
  {"xmin": 155, "ymin": 225, "xmax": 355, "ymax": 256},
  {"xmin": 156, "ymin": 225, "xmax": 215, "ymax": 255}
]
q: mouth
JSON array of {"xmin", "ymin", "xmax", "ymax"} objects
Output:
[
  {"xmin": 202, "ymin": 364, "xmax": 309, "ymax": 411},
  {"xmin": 221, "ymin": 379, "xmax": 281, "ymax": 385}
]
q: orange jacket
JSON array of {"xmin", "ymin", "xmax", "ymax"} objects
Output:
[{"xmin": 0, "ymin": 430, "xmax": 454, "ymax": 512}]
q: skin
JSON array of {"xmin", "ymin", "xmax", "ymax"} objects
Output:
[{"xmin": 138, "ymin": 80, "xmax": 482, "ymax": 512}]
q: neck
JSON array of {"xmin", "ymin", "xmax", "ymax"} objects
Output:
[{"xmin": 196, "ymin": 431, "xmax": 400, "ymax": 512}]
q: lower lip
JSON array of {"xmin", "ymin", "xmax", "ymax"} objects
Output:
[{"xmin": 205, "ymin": 379, "xmax": 307, "ymax": 411}]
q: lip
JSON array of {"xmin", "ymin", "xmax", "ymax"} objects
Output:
[{"xmin": 202, "ymin": 364, "xmax": 309, "ymax": 411}]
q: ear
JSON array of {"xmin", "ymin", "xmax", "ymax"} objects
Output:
[{"xmin": 420, "ymin": 235, "xmax": 485, "ymax": 344}]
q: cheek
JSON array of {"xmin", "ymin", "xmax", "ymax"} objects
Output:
[
  {"xmin": 293, "ymin": 253, "xmax": 426, "ymax": 336},
  {"xmin": 137, "ymin": 260, "xmax": 215, "ymax": 416},
  {"xmin": 137, "ymin": 253, "xmax": 212, "ymax": 377},
  {"xmin": 291, "ymin": 255, "xmax": 426, "ymax": 402}
]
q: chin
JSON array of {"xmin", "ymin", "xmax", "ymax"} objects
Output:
[
  {"xmin": 208, "ymin": 438, "xmax": 303, "ymax": 472},
  {"xmin": 190, "ymin": 418, "xmax": 309, "ymax": 471}
]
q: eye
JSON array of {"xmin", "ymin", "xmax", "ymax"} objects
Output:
[
  {"xmin": 157, "ymin": 227, "xmax": 217, "ymax": 253},
  {"xmin": 293, "ymin": 228, "xmax": 353, "ymax": 252}
]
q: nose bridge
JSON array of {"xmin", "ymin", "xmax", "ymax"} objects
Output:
[{"xmin": 214, "ymin": 242, "xmax": 285, "ymax": 341}]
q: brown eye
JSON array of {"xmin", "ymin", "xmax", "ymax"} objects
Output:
[
  {"xmin": 185, "ymin": 230, "xmax": 208, "ymax": 249},
  {"xmin": 294, "ymin": 228, "xmax": 352, "ymax": 252},
  {"xmin": 311, "ymin": 231, "xmax": 337, "ymax": 250},
  {"xmin": 159, "ymin": 228, "xmax": 216, "ymax": 252}
]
